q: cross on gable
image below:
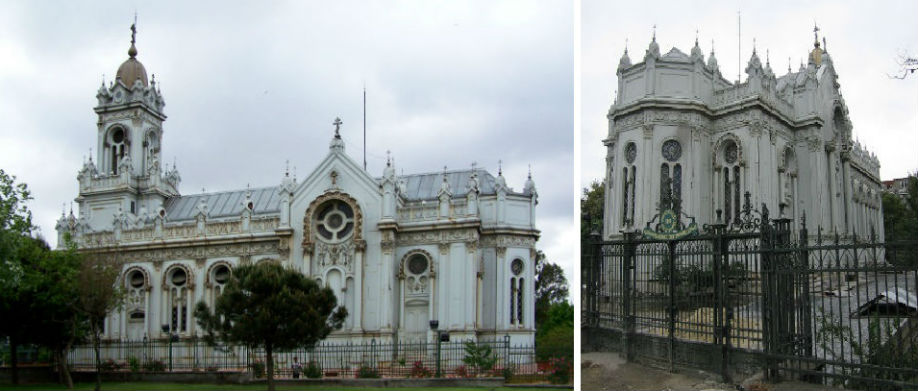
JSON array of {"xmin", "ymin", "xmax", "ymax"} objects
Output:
[{"xmin": 333, "ymin": 117, "xmax": 343, "ymax": 138}]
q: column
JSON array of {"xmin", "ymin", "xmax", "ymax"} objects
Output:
[
  {"xmin": 354, "ymin": 251, "xmax": 364, "ymax": 331},
  {"xmin": 144, "ymin": 290, "xmax": 150, "ymax": 338}
]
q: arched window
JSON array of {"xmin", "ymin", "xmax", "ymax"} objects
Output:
[
  {"xmin": 510, "ymin": 258, "xmax": 525, "ymax": 325},
  {"xmin": 107, "ymin": 127, "xmax": 128, "ymax": 175},
  {"xmin": 164, "ymin": 265, "xmax": 193, "ymax": 334},
  {"xmin": 660, "ymin": 140, "xmax": 683, "ymax": 208},
  {"xmin": 621, "ymin": 142, "xmax": 637, "ymax": 226},
  {"xmin": 719, "ymin": 139, "xmax": 741, "ymax": 224}
]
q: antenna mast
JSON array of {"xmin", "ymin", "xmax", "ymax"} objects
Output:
[
  {"xmin": 737, "ymin": 11, "xmax": 741, "ymax": 83},
  {"xmin": 363, "ymin": 84, "xmax": 367, "ymax": 171}
]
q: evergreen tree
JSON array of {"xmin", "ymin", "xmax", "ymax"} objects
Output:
[{"xmin": 195, "ymin": 262, "xmax": 347, "ymax": 391}]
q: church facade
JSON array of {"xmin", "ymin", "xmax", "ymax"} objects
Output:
[
  {"xmin": 56, "ymin": 28, "xmax": 539, "ymax": 345},
  {"xmin": 602, "ymin": 28, "xmax": 884, "ymax": 240}
]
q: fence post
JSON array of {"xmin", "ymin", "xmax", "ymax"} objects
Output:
[
  {"xmin": 709, "ymin": 210, "xmax": 730, "ymax": 382},
  {"xmin": 622, "ymin": 229, "xmax": 637, "ymax": 361},
  {"xmin": 759, "ymin": 203, "xmax": 779, "ymax": 381},
  {"xmin": 667, "ymin": 240, "xmax": 677, "ymax": 373},
  {"xmin": 797, "ymin": 212, "xmax": 813, "ymax": 359}
]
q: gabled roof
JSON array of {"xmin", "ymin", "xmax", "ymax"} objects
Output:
[{"xmin": 661, "ymin": 48, "xmax": 691, "ymax": 62}]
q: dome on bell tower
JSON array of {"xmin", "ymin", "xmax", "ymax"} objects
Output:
[{"xmin": 116, "ymin": 23, "xmax": 148, "ymax": 87}]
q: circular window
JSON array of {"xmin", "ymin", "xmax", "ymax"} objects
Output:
[
  {"xmin": 625, "ymin": 142, "xmax": 637, "ymax": 164},
  {"xmin": 511, "ymin": 259, "xmax": 524, "ymax": 276},
  {"xmin": 662, "ymin": 140, "xmax": 682, "ymax": 162},
  {"xmin": 213, "ymin": 265, "xmax": 230, "ymax": 284},
  {"xmin": 129, "ymin": 270, "xmax": 144, "ymax": 289},
  {"xmin": 314, "ymin": 200, "xmax": 355, "ymax": 242},
  {"xmin": 724, "ymin": 141, "xmax": 738, "ymax": 164},
  {"xmin": 407, "ymin": 254, "xmax": 429, "ymax": 275},
  {"xmin": 170, "ymin": 268, "xmax": 187, "ymax": 287},
  {"xmin": 112, "ymin": 129, "xmax": 124, "ymax": 143}
]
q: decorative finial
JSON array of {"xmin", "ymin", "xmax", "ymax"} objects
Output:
[
  {"xmin": 695, "ymin": 29, "xmax": 699, "ymax": 46},
  {"xmin": 752, "ymin": 38, "xmax": 756, "ymax": 54},
  {"xmin": 766, "ymin": 49, "xmax": 770, "ymax": 65},
  {"xmin": 788, "ymin": 57, "xmax": 792, "ymax": 73},
  {"xmin": 471, "ymin": 161, "xmax": 477, "ymax": 169},
  {"xmin": 823, "ymin": 37, "xmax": 827, "ymax": 52},
  {"xmin": 386, "ymin": 150, "xmax": 391, "ymax": 166},
  {"xmin": 527, "ymin": 164, "xmax": 532, "ymax": 178},
  {"xmin": 443, "ymin": 165, "xmax": 448, "ymax": 173},
  {"xmin": 128, "ymin": 19, "xmax": 138, "ymax": 58},
  {"xmin": 498, "ymin": 159, "xmax": 503, "ymax": 175},
  {"xmin": 624, "ymin": 38, "xmax": 628, "ymax": 54},
  {"xmin": 652, "ymin": 24, "xmax": 656, "ymax": 41},
  {"xmin": 813, "ymin": 22, "xmax": 820, "ymax": 47},
  {"xmin": 285, "ymin": 159, "xmax": 290, "ymax": 176},
  {"xmin": 333, "ymin": 117, "xmax": 342, "ymax": 138}
]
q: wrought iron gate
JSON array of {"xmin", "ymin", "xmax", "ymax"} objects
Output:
[{"xmin": 583, "ymin": 192, "xmax": 918, "ymax": 390}]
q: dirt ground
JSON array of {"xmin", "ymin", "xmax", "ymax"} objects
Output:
[{"xmin": 581, "ymin": 352, "xmax": 850, "ymax": 391}]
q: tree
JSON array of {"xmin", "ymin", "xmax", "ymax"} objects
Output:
[
  {"xmin": 882, "ymin": 174, "xmax": 918, "ymax": 266},
  {"xmin": 535, "ymin": 302, "xmax": 574, "ymax": 361},
  {"xmin": 889, "ymin": 52, "xmax": 918, "ymax": 79},
  {"xmin": 74, "ymin": 253, "xmax": 123, "ymax": 391},
  {"xmin": 581, "ymin": 180, "xmax": 605, "ymax": 243},
  {"xmin": 30, "ymin": 242, "xmax": 86, "ymax": 389},
  {"xmin": 194, "ymin": 262, "xmax": 347, "ymax": 391},
  {"xmin": 0, "ymin": 169, "xmax": 35, "ymax": 385},
  {"xmin": 534, "ymin": 250, "xmax": 568, "ymax": 329}
]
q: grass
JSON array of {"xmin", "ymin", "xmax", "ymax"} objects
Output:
[{"xmin": 0, "ymin": 384, "xmax": 567, "ymax": 391}]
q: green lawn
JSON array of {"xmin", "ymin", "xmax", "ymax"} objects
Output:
[{"xmin": 0, "ymin": 384, "xmax": 566, "ymax": 391}]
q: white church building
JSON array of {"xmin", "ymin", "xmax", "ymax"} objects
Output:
[
  {"xmin": 56, "ymin": 27, "xmax": 539, "ymax": 346},
  {"xmin": 602, "ymin": 27, "xmax": 885, "ymax": 240}
]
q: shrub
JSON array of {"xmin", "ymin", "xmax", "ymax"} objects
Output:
[
  {"xmin": 303, "ymin": 361, "xmax": 322, "ymax": 379},
  {"xmin": 547, "ymin": 356, "xmax": 572, "ymax": 384},
  {"xmin": 454, "ymin": 365, "xmax": 468, "ymax": 378},
  {"xmin": 356, "ymin": 363, "xmax": 380, "ymax": 378},
  {"xmin": 251, "ymin": 360, "xmax": 265, "ymax": 378},
  {"xmin": 462, "ymin": 341, "xmax": 497, "ymax": 376},
  {"xmin": 143, "ymin": 360, "xmax": 165, "ymax": 372},
  {"xmin": 99, "ymin": 358, "xmax": 119, "ymax": 371},
  {"xmin": 536, "ymin": 325, "xmax": 574, "ymax": 362},
  {"xmin": 128, "ymin": 356, "xmax": 140, "ymax": 372},
  {"xmin": 501, "ymin": 366, "xmax": 514, "ymax": 380},
  {"xmin": 410, "ymin": 360, "xmax": 432, "ymax": 378},
  {"xmin": 398, "ymin": 357, "xmax": 406, "ymax": 366}
]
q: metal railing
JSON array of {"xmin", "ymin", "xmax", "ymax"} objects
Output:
[
  {"xmin": 67, "ymin": 338, "xmax": 539, "ymax": 379},
  {"xmin": 584, "ymin": 194, "xmax": 918, "ymax": 389}
]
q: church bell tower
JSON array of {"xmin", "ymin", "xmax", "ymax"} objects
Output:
[{"xmin": 71, "ymin": 23, "xmax": 180, "ymax": 235}]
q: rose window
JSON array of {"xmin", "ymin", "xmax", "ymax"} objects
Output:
[
  {"xmin": 315, "ymin": 200, "xmax": 355, "ymax": 242},
  {"xmin": 511, "ymin": 259, "xmax": 524, "ymax": 276},
  {"xmin": 725, "ymin": 141, "xmax": 738, "ymax": 164},
  {"xmin": 662, "ymin": 140, "xmax": 682, "ymax": 162},
  {"xmin": 625, "ymin": 142, "xmax": 637, "ymax": 164},
  {"xmin": 408, "ymin": 254, "xmax": 429, "ymax": 275}
]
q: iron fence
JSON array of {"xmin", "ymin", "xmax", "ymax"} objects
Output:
[
  {"xmin": 584, "ymin": 192, "xmax": 918, "ymax": 390},
  {"xmin": 67, "ymin": 337, "xmax": 538, "ymax": 379}
]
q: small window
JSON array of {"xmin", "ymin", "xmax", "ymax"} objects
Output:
[
  {"xmin": 129, "ymin": 270, "xmax": 144, "ymax": 289},
  {"xmin": 511, "ymin": 259, "xmax": 524, "ymax": 276},
  {"xmin": 171, "ymin": 269, "xmax": 187, "ymax": 287},
  {"xmin": 213, "ymin": 265, "xmax": 230, "ymax": 284},
  {"xmin": 408, "ymin": 254, "xmax": 429, "ymax": 275}
]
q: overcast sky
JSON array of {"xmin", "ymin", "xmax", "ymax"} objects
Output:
[
  {"xmin": 582, "ymin": 0, "xmax": 918, "ymax": 189},
  {"xmin": 0, "ymin": 1, "xmax": 575, "ymax": 280}
]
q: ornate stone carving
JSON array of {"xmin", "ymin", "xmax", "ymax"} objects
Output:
[
  {"xmin": 398, "ymin": 249, "xmax": 435, "ymax": 280},
  {"xmin": 162, "ymin": 263, "xmax": 195, "ymax": 289},
  {"xmin": 438, "ymin": 242, "xmax": 450, "ymax": 254},
  {"xmin": 204, "ymin": 260, "xmax": 233, "ymax": 288},
  {"xmin": 495, "ymin": 246, "xmax": 507, "ymax": 258}
]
